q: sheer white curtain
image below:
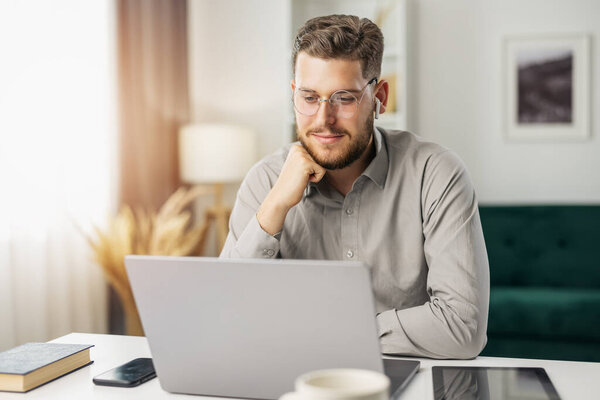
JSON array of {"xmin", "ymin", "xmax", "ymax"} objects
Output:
[{"xmin": 0, "ymin": 1, "xmax": 116, "ymax": 351}]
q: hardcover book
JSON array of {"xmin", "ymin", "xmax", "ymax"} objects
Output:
[{"xmin": 0, "ymin": 342, "xmax": 94, "ymax": 392}]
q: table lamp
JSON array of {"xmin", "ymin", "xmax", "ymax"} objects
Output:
[{"xmin": 179, "ymin": 123, "xmax": 257, "ymax": 252}]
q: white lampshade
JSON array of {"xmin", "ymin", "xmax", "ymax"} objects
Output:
[{"xmin": 179, "ymin": 123, "xmax": 257, "ymax": 183}]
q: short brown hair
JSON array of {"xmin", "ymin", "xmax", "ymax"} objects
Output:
[{"xmin": 292, "ymin": 14, "xmax": 384, "ymax": 80}]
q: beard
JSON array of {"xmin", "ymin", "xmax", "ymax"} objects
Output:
[{"xmin": 297, "ymin": 112, "xmax": 374, "ymax": 170}]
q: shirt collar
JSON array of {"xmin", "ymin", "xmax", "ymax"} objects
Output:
[
  {"xmin": 362, "ymin": 126, "xmax": 389, "ymax": 190},
  {"xmin": 304, "ymin": 126, "xmax": 389, "ymax": 197}
]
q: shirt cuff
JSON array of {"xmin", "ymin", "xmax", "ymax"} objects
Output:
[
  {"xmin": 376, "ymin": 309, "xmax": 399, "ymax": 338},
  {"xmin": 235, "ymin": 214, "xmax": 281, "ymax": 258}
]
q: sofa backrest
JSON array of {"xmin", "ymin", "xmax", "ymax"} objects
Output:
[{"xmin": 478, "ymin": 205, "xmax": 600, "ymax": 288}]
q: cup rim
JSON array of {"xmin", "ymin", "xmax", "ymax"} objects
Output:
[{"xmin": 295, "ymin": 368, "xmax": 390, "ymax": 397}]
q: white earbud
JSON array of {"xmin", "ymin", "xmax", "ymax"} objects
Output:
[{"xmin": 375, "ymin": 98, "xmax": 381, "ymax": 119}]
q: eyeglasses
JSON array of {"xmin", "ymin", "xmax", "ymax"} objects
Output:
[{"xmin": 293, "ymin": 77, "xmax": 377, "ymax": 119}]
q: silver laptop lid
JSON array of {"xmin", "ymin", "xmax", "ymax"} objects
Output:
[{"xmin": 125, "ymin": 256, "xmax": 383, "ymax": 400}]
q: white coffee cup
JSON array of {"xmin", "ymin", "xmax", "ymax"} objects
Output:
[{"xmin": 279, "ymin": 368, "xmax": 390, "ymax": 400}]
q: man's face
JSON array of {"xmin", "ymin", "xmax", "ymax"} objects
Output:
[{"xmin": 292, "ymin": 53, "xmax": 375, "ymax": 170}]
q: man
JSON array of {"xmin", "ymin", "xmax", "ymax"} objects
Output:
[{"xmin": 220, "ymin": 15, "xmax": 489, "ymax": 359}]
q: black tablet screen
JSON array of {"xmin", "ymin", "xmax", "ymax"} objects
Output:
[{"xmin": 432, "ymin": 367, "xmax": 561, "ymax": 400}]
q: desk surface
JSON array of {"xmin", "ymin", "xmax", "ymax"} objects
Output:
[{"xmin": 2, "ymin": 333, "xmax": 598, "ymax": 399}]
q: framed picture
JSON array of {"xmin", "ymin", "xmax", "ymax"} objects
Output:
[{"xmin": 504, "ymin": 34, "xmax": 590, "ymax": 141}]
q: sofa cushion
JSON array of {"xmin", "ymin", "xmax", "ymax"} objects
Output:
[
  {"xmin": 488, "ymin": 287, "xmax": 600, "ymax": 342},
  {"xmin": 479, "ymin": 206, "xmax": 600, "ymax": 288}
]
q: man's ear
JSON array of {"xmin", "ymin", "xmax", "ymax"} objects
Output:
[
  {"xmin": 291, "ymin": 80, "xmax": 296, "ymax": 92},
  {"xmin": 374, "ymin": 79, "xmax": 389, "ymax": 115}
]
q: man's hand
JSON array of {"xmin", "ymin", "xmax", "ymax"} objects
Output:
[{"xmin": 257, "ymin": 145, "xmax": 325, "ymax": 236}]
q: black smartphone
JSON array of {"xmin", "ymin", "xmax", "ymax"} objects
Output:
[{"xmin": 93, "ymin": 357, "xmax": 156, "ymax": 387}]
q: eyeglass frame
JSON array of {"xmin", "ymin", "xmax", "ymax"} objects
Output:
[{"xmin": 292, "ymin": 77, "xmax": 378, "ymax": 118}]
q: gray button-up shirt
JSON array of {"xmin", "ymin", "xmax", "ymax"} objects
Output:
[{"xmin": 220, "ymin": 127, "xmax": 489, "ymax": 359}]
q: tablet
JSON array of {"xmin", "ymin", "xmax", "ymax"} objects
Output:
[{"xmin": 432, "ymin": 366, "xmax": 561, "ymax": 400}]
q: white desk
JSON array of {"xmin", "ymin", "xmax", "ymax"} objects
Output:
[{"xmin": 2, "ymin": 333, "xmax": 598, "ymax": 399}]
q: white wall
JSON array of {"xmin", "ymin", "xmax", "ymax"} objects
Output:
[
  {"xmin": 188, "ymin": 0, "xmax": 290, "ymax": 159},
  {"xmin": 409, "ymin": 0, "xmax": 600, "ymax": 204}
]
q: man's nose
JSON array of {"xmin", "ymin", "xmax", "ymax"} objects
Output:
[{"xmin": 314, "ymin": 100, "xmax": 336, "ymax": 126}]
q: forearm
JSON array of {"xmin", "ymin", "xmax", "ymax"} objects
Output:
[
  {"xmin": 377, "ymin": 298, "xmax": 487, "ymax": 359},
  {"xmin": 221, "ymin": 189, "xmax": 290, "ymax": 258},
  {"xmin": 220, "ymin": 158, "xmax": 287, "ymax": 259},
  {"xmin": 256, "ymin": 192, "xmax": 290, "ymax": 236}
]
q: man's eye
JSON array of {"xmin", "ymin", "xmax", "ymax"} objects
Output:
[
  {"xmin": 303, "ymin": 96, "xmax": 318, "ymax": 103},
  {"xmin": 335, "ymin": 97, "xmax": 356, "ymax": 104}
]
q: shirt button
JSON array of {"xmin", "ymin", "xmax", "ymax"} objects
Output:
[
  {"xmin": 345, "ymin": 208, "xmax": 353, "ymax": 215},
  {"xmin": 346, "ymin": 250, "xmax": 354, "ymax": 258},
  {"xmin": 263, "ymin": 249, "xmax": 275, "ymax": 257}
]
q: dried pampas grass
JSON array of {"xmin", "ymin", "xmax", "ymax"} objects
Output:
[{"xmin": 84, "ymin": 186, "xmax": 212, "ymax": 336}]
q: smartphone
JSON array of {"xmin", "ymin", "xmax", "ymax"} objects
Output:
[{"xmin": 93, "ymin": 357, "xmax": 156, "ymax": 387}]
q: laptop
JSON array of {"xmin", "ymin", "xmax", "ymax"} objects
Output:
[{"xmin": 125, "ymin": 256, "xmax": 420, "ymax": 399}]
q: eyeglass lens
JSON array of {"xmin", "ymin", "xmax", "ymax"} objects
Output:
[{"xmin": 293, "ymin": 90, "xmax": 359, "ymax": 118}]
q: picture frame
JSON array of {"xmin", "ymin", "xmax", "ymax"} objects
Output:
[{"xmin": 503, "ymin": 33, "xmax": 590, "ymax": 142}]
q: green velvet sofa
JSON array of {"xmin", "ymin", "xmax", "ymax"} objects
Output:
[{"xmin": 478, "ymin": 205, "xmax": 600, "ymax": 362}]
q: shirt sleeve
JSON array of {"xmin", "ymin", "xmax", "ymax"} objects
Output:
[
  {"xmin": 376, "ymin": 150, "xmax": 490, "ymax": 359},
  {"xmin": 219, "ymin": 162, "xmax": 282, "ymax": 259}
]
